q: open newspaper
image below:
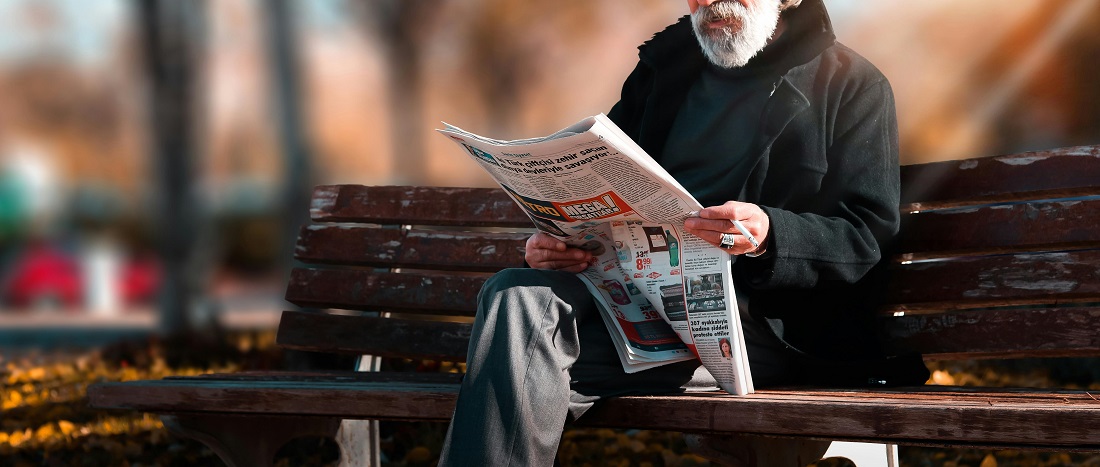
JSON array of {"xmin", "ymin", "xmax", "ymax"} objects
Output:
[{"xmin": 438, "ymin": 114, "xmax": 754, "ymax": 395}]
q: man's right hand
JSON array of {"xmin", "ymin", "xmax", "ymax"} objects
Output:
[{"xmin": 525, "ymin": 232, "xmax": 593, "ymax": 273}]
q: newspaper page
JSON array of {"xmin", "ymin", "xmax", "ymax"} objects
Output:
[{"xmin": 438, "ymin": 114, "xmax": 754, "ymax": 395}]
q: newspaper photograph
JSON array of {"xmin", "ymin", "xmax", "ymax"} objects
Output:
[{"xmin": 439, "ymin": 114, "xmax": 754, "ymax": 395}]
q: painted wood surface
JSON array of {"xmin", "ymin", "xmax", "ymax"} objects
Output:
[
  {"xmin": 276, "ymin": 311, "xmax": 471, "ymax": 360},
  {"xmin": 294, "ymin": 226, "xmax": 527, "ymax": 271},
  {"xmin": 885, "ymin": 250, "xmax": 1100, "ymax": 312},
  {"xmin": 900, "ymin": 145, "xmax": 1100, "ymax": 211},
  {"xmin": 898, "ymin": 198, "xmax": 1100, "ymax": 259},
  {"xmin": 285, "ymin": 269, "xmax": 487, "ymax": 314},
  {"xmin": 310, "ymin": 185, "xmax": 529, "ymax": 227},
  {"xmin": 879, "ymin": 306, "xmax": 1100, "ymax": 360},
  {"xmin": 87, "ymin": 377, "xmax": 1100, "ymax": 450}
]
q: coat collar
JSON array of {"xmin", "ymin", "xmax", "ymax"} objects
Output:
[{"xmin": 632, "ymin": 0, "xmax": 835, "ymax": 160}]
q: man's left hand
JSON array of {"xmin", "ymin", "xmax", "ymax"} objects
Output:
[{"xmin": 683, "ymin": 201, "xmax": 770, "ymax": 256}]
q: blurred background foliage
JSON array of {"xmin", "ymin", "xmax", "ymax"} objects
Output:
[{"xmin": 1, "ymin": 0, "xmax": 1099, "ymax": 465}]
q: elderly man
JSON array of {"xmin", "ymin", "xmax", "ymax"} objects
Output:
[{"xmin": 439, "ymin": 0, "xmax": 928, "ymax": 464}]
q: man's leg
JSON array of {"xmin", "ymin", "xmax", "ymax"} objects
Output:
[
  {"xmin": 438, "ymin": 268, "xmax": 799, "ymax": 466},
  {"xmin": 438, "ymin": 268, "xmax": 598, "ymax": 466}
]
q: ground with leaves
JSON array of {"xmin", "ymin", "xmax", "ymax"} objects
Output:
[{"xmin": 3, "ymin": 332, "xmax": 1100, "ymax": 466}]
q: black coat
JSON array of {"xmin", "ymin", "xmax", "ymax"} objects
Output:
[{"xmin": 608, "ymin": 0, "xmax": 927, "ymax": 385}]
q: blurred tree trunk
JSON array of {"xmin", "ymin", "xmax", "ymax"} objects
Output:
[
  {"xmin": 135, "ymin": 0, "xmax": 206, "ymax": 334},
  {"xmin": 357, "ymin": 1, "xmax": 442, "ymax": 184},
  {"xmin": 262, "ymin": 0, "xmax": 312, "ymax": 280}
]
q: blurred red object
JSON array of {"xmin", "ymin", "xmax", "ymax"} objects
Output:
[
  {"xmin": 3, "ymin": 242, "xmax": 82, "ymax": 310},
  {"xmin": 1, "ymin": 243, "xmax": 162, "ymax": 311},
  {"xmin": 120, "ymin": 255, "xmax": 161, "ymax": 307}
]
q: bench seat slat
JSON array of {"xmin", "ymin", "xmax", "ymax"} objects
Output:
[
  {"xmin": 276, "ymin": 311, "xmax": 472, "ymax": 361},
  {"xmin": 295, "ymin": 226, "xmax": 527, "ymax": 271},
  {"xmin": 87, "ymin": 378, "xmax": 1100, "ymax": 450},
  {"xmin": 176, "ymin": 371, "xmax": 1092, "ymax": 403},
  {"xmin": 886, "ymin": 250, "xmax": 1100, "ymax": 313},
  {"xmin": 900, "ymin": 146, "xmax": 1100, "ymax": 212},
  {"xmin": 286, "ymin": 269, "xmax": 485, "ymax": 315},
  {"xmin": 168, "ymin": 371, "xmax": 464, "ymax": 384},
  {"xmin": 590, "ymin": 390, "xmax": 1100, "ymax": 449},
  {"xmin": 898, "ymin": 198, "xmax": 1100, "ymax": 260},
  {"xmin": 881, "ymin": 306, "xmax": 1100, "ymax": 360},
  {"xmin": 310, "ymin": 185, "xmax": 530, "ymax": 227}
]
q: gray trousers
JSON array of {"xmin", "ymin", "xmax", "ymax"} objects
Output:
[{"xmin": 438, "ymin": 268, "xmax": 795, "ymax": 466}]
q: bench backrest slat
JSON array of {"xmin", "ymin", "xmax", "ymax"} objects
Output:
[
  {"xmin": 277, "ymin": 311, "xmax": 472, "ymax": 361},
  {"xmin": 882, "ymin": 305, "xmax": 1100, "ymax": 360},
  {"xmin": 311, "ymin": 185, "xmax": 529, "ymax": 227},
  {"xmin": 295, "ymin": 226, "xmax": 527, "ymax": 271},
  {"xmin": 285, "ymin": 269, "xmax": 485, "ymax": 315},
  {"xmin": 897, "ymin": 198, "xmax": 1100, "ymax": 260},
  {"xmin": 899, "ymin": 146, "xmax": 1100, "ymax": 211},
  {"xmin": 887, "ymin": 250, "xmax": 1100, "ymax": 313}
]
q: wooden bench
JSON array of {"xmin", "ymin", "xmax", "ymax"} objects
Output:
[{"xmin": 89, "ymin": 145, "xmax": 1100, "ymax": 466}]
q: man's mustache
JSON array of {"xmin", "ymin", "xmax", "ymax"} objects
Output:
[{"xmin": 697, "ymin": 0, "xmax": 750, "ymax": 23}]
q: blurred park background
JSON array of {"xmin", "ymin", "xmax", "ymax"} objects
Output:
[
  {"xmin": 1, "ymin": 0, "xmax": 1100, "ymax": 464},
  {"xmin": 3, "ymin": 0, "xmax": 1100, "ymax": 343}
]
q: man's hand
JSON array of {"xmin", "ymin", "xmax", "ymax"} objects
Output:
[
  {"xmin": 683, "ymin": 201, "xmax": 770, "ymax": 256},
  {"xmin": 525, "ymin": 232, "xmax": 594, "ymax": 273}
]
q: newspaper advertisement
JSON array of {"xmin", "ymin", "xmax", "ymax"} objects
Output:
[{"xmin": 438, "ymin": 114, "xmax": 754, "ymax": 395}]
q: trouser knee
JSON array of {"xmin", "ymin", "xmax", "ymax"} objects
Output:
[
  {"xmin": 478, "ymin": 268, "xmax": 590, "ymax": 321},
  {"xmin": 470, "ymin": 268, "xmax": 592, "ymax": 359}
]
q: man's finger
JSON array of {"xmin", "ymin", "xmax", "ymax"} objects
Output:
[
  {"xmin": 533, "ymin": 248, "xmax": 589, "ymax": 264},
  {"xmin": 698, "ymin": 203, "xmax": 751, "ymax": 221},
  {"xmin": 529, "ymin": 233, "xmax": 567, "ymax": 251},
  {"xmin": 685, "ymin": 217, "xmax": 745, "ymax": 233}
]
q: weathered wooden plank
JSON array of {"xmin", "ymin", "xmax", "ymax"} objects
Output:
[
  {"xmin": 276, "ymin": 311, "xmax": 472, "ymax": 360},
  {"xmin": 587, "ymin": 390, "xmax": 1100, "ymax": 449},
  {"xmin": 285, "ymin": 269, "xmax": 485, "ymax": 315},
  {"xmin": 310, "ymin": 185, "xmax": 531, "ymax": 227},
  {"xmin": 275, "ymin": 300, "xmax": 1100, "ymax": 363},
  {"xmin": 89, "ymin": 379, "xmax": 460, "ymax": 421},
  {"xmin": 897, "ymin": 198, "xmax": 1100, "ymax": 259},
  {"xmin": 172, "ymin": 371, "xmax": 464, "ymax": 384},
  {"xmin": 87, "ymin": 379, "xmax": 1100, "ymax": 449},
  {"xmin": 880, "ymin": 306, "xmax": 1100, "ymax": 360},
  {"xmin": 761, "ymin": 385, "xmax": 1100, "ymax": 402},
  {"xmin": 900, "ymin": 145, "xmax": 1100, "ymax": 212},
  {"xmin": 885, "ymin": 250, "xmax": 1100, "ymax": 313},
  {"xmin": 170, "ymin": 372, "xmax": 1100, "ymax": 405},
  {"xmin": 294, "ymin": 225, "xmax": 528, "ymax": 271}
]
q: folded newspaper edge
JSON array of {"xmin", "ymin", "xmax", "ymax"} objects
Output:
[{"xmin": 438, "ymin": 114, "xmax": 754, "ymax": 395}]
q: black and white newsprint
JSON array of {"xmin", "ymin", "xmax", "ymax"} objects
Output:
[{"xmin": 439, "ymin": 114, "xmax": 753, "ymax": 395}]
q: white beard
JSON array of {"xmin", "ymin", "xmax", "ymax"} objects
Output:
[{"xmin": 691, "ymin": 0, "xmax": 782, "ymax": 69}]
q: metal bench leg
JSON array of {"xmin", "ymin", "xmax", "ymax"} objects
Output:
[
  {"xmin": 164, "ymin": 414, "xmax": 341, "ymax": 467},
  {"xmin": 334, "ymin": 351, "xmax": 384, "ymax": 466},
  {"xmin": 685, "ymin": 433, "xmax": 831, "ymax": 466},
  {"xmin": 822, "ymin": 441, "xmax": 899, "ymax": 467},
  {"xmin": 337, "ymin": 419, "xmax": 381, "ymax": 467}
]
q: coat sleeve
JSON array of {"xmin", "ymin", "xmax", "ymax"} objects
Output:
[{"xmin": 748, "ymin": 78, "xmax": 901, "ymax": 289}]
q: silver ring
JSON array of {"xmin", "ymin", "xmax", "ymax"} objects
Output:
[{"xmin": 719, "ymin": 233, "xmax": 737, "ymax": 249}]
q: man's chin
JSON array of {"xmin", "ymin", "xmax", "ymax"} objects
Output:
[
  {"xmin": 701, "ymin": 27, "xmax": 739, "ymax": 42},
  {"xmin": 699, "ymin": 42, "xmax": 756, "ymax": 69}
]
